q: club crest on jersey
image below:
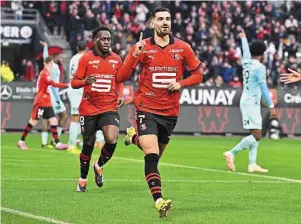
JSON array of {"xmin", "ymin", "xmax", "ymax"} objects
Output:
[
  {"xmin": 109, "ymin": 60, "xmax": 118, "ymax": 69},
  {"xmin": 173, "ymin": 53, "xmax": 179, "ymax": 61}
]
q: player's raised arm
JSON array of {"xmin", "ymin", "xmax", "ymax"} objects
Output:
[
  {"xmin": 238, "ymin": 30, "xmax": 251, "ymax": 61},
  {"xmin": 280, "ymin": 68, "xmax": 301, "ymax": 84},
  {"xmin": 116, "ymin": 32, "xmax": 145, "ymax": 83},
  {"xmin": 40, "ymin": 41, "xmax": 49, "ymax": 59}
]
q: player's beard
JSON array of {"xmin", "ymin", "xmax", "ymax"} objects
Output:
[{"xmin": 156, "ymin": 26, "xmax": 170, "ymax": 37}]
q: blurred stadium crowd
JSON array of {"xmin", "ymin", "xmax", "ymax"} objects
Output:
[{"xmin": 1, "ymin": 0, "xmax": 301, "ymax": 88}]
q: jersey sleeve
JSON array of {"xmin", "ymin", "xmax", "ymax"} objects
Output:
[
  {"xmin": 116, "ymin": 45, "xmax": 139, "ymax": 83},
  {"xmin": 43, "ymin": 45, "xmax": 49, "ymax": 60},
  {"xmin": 184, "ymin": 44, "xmax": 201, "ymax": 71},
  {"xmin": 255, "ymin": 65, "xmax": 274, "ymax": 108},
  {"xmin": 50, "ymin": 64, "xmax": 61, "ymax": 102},
  {"xmin": 241, "ymin": 37, "xmax": 251, "ymax": 62}
]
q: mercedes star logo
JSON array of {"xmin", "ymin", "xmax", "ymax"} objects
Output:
[{"xmin": 1, "ymin": 85, "xmax": 13, "ymax": 100}]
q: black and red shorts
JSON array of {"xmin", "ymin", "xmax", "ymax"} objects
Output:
[
  {"xmin": 136, "ymin": 110, "xmax": 178, "ymax": 144},
  {"xmin": 30, "ymin": 106, "xmax": 55, "ymax": 120}
]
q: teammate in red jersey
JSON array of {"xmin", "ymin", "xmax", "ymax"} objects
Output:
[
  {"xmin": 117, "ymin": 7, "xmax": 203, "ymax": 217},
  {"xmin": 17, "ymin": 56, "xmax": 69, "ymax": 150},
  {"xmin": 71, "ymin": 26, "xmax": 124, "ymax": 192}
]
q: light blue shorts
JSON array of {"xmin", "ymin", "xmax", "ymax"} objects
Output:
[
  {"xmin": 50, "ymin": 93, "xmax": 66, "ymax": 115},
  {"xmin": 68, "ymin": 88, "xmax": 83, "ymax": 115},
  {"xmin": 240, "ymin": 104, "xmax": 262, "ymax": 130}
]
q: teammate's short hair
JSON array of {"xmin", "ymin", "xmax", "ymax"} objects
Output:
[
  {"xmin": 250, "ymin": 40, "xmax": 267, "ymax": 57},
  {"xmin": 92, "ymin": 26, "xmax": 111, "ymax": 39},
  {"xmin": 77, "ymin": 41, "xmax": 87, "ymax": 51},
  {"xmin": 150, "ymin": 6, "xmax": 170, "ymax": 19},
  {"xmin": 44, "ymin": 56, "xmax": 53, "ymax": 64}
]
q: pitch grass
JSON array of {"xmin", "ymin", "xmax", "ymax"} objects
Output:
[{"xmin": 1, "ymin": 134, "xmax": 301, "ymax": 224}]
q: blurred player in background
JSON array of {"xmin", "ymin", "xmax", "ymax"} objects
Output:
[
  {"xmin": 223, "ymin": 29, "xmax": 276, "ymax": 173},
  {"xmin": 17, "ymin": 56, "xmax": 69, "ymax": 150},
  {"xmin": 71, "ymin": 26, "xmax": 124, "ymax": 192},
  {"xmin": 39, "ymin": 41, "xmax": 67, "ymax": 148},
  {"xmin": 67, "ymin": 41, "xmax": 105, "ymax": 153},
  {"xmin": 280, "ymin": 68, "xmax": 301, "ymax": 84},
  {"xmin": 117, "ymin": 7, "xmax": 203, "ymax": 218}
]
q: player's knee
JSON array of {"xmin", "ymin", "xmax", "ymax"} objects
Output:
[
  {"xmin": 48, "ymin": 117, "xmax": 58, "ymax": 126},
  {"xmin": 29, "ymin": 119, "xmax": 38, "ymax": 126},
  {"xmin": 253, "ymin": 133, "xmax": 262, "ymax": 141},
  {"xmin": 105, "ymin": 135, "xmax": 117, "ymax": 144},
  {"xmin": 83, "ymin": 135, "xmax": 96, "ymax": 146}
]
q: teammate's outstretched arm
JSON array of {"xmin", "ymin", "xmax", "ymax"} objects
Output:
[
  {"xmin": 280, "ymin": 68, "xmax": 301, "ymax": 84},
  {"xmin": 255, "ymin": 67, "xmax": 276, "ymax": 118},
  {"xmin": 116, "ymin": 32, "xmax": 145, "ymax": 83},
  {"xmin": 238, "ymin": 30, "xmax": 251, "ymax": 61}
]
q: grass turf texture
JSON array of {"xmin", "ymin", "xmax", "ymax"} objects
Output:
[{"xmin": 1, "ymin": 134, "xmax": 301, "ymax": 224}]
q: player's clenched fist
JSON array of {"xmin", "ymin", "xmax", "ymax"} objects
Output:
[
  {"xmin": 167, "ymin": 82, "xmax": 181, "ymax": 91},
  {"xmin": 133, "ymin": 32, "xmax": 146, "ymax": 57},
  {"xmin": 237, "ymin": 29, "xmax": 246, "ymax": 39},
  {"xmin": 85, "ymin": 75, "xmax": 96, "ymax": 84}
]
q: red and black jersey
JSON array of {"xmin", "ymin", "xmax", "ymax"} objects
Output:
[
  {"xmin": 117, "ymin": 35, "xmax": 202, "ymax": 116},
  {"xmin": 73, "ymin": 49, "xmax": 123, "ymax": 116},
  {"xmin": 34, "ymin": 69, "xmax": 68, "ymax": 107}
]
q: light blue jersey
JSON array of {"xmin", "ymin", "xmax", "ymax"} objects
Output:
[
  {"xmin": 240, "ymin": 37, "xmax": 273, "ymax": 108},
  {"xmin": 68, "ymin": 53, "xmax": 84, "ymax": 115},
  {"xmin": 43, "ymin": 46, "xmax": 65, "ymax": 114},
  {"xmin": 240, "ymin": 37, "xmax": 273, "ymax": 130}
]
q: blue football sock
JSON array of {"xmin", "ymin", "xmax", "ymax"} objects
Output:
[
  {"xmin": 68, "ymin": 122, "xmax": 80, "ymax": 147},
  {"xmin": 96, "ymin": 130, "xmax": 104, "ymax": 142},
  {"xmin": 41, "ymin": 132, "xmax": 48, "ymax": 145},
  {"xmin": 229, "ymin": 135, "xmax": 257, "ymax": 155},
  {"xmin": 57, "ymin": 126, "xmax": 63, "ymax": 137},
  {"xmin": 249, "ymin": 141, "xmax": 259, "ymax": 165}
]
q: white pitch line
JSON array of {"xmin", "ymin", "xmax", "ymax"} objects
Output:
[
  {"xmin": 3, "ymin": 145, "xmax": 301, "ymax": 183},
  {"xmin": 1, "ymin": 207, "xmax": 72, "ymax": 224},
  {"xmin": 1, "ymin": 178, "xmax": 299, "ymax": 184},
  {"xmin": 114, "ymin": 157, "xmax": 301, "ymax": 183}
]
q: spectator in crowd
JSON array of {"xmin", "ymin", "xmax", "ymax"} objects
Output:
[
  {"xmin": 0, "ymin": 61, "xmax": 14, "ymax": 82},
  {"xmin": 2, "ymin": 1, "xmax": 301, "ymax": 88},
  {"xmin": 11, "ymin": 0, "xmax": 23, "ymax": 20}
]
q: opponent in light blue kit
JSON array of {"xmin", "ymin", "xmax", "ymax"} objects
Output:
[
  {"xmin": 223, "ymin": 30, "xmax": 276, "ymax": 173},
  {"xmin": 67, "ymin": 41, "xmax": 104, "ymax": 152},
  {"xmin": 40, "ymin": 41, "xmax": 67, "ymax": 148}
]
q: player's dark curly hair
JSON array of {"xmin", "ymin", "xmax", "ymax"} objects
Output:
[
  {"xmin": 250, "ymin": 40, "xmax": 267, "ymax": 57},
  {"xmin": 150, "ymin": 6, "xmax": 170, "ymax": 19},
  {"xmin": 92, "ymin": 26, "xmax": 111, "ymax": 39}
]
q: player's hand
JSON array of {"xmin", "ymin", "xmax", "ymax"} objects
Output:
[
  {"xmin": 167, "ymin": 82, "xmax": 181, "ymax": 91},
  {"xmin": 133, "ymin": 32, "xmax": 145, "ymax": 57},
  {"xmin": 85, "ymin": 75, "xmax": 96, "ymax": 84},
  {"xmin": 117, "ymin": 97, "xmax": 125, "ymax": 108},
  {"xmin": 238, "ymin": 29, "xmax": 246, "ymax": 39},
  {"xmin": 39, "ymin": 41, "xmax": 47, "ymax": 47},
  {"xmin": 280, "ymin": 68, "xmax": 301, "ymax": 84},
  {"xmin": 269, "ymin": 108, "xmax": 277, "ymax": 119}
]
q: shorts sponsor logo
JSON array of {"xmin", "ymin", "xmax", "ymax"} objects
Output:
[{"xmin": 140, "ymin": 123, "xmax": 146, "ymax": 131}]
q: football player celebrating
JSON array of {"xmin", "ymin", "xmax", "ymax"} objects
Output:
[
  {"xmin": 71, "ymin": 26, "xmax": 124, "ymax": 192},
  {"xmin": 223, "ymin": 30, "xmax": 276, "ymax": 173},
  {"xmin": 117, "ymin": 7, "xmax": 203, "ymax": 218},
  {"xmin": 17, "ymin": 56, "xmax": 69, "ymax": 150}
]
